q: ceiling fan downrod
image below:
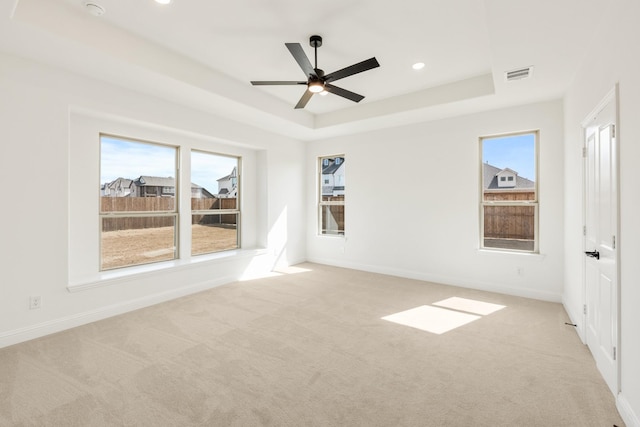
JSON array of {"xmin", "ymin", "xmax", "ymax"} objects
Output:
[{"xmin": 310, "ymin": 35, "xmax": 322, "ymax": 71}]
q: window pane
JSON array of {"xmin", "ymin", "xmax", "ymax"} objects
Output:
[
  {"xmin": 100, "ymin": 137, "xmax": 177, "ymax": 212},
  {"xmin": 320, "ymin": 157, "xmax": 345, "ymax": 198},
  {"xmin": 482, "ymin": 134, "xmax": 535, "ymax": 201},
  {"xmin": 191, "ymin": 151, "xmax": 238, "ymax": 209},
  {"xmin": 483, "ymin": 205, "xmax": 535, "ymax": 251},
  {"xmin": 321, "ymin": 205, "xmax": 344, "ymax": 235},
  {"xmin": 319, "ymin": 156, "xmax": 345, "ymax": 235},
  {"xmin": 101, "ymin": 216, "xmax": 176, "ymax": 270},
  {"xmin": 191, "ymin": 151, "xmax": 240, "ymax": 255},
  {"xmin": 100, "ymin": 136, "xmax": 178, "ymax": 271},
  {"xmin": 191, "ymin": 214, "xmax": 239, "ymax": 255}
]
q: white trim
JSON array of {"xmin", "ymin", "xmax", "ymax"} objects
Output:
[
  {"xmin": 1, "ymin": 275, "xmax": 236, "ymax": 349},
  {"xmin": 618, "ymin": 393, "xmax": 640, "ymax": 427},
  {"xmin": 580, "ymin": 86, "xmax": 616, "ymax": 128},
  {"xmin": 68, "ymin": 247, "xmax": 267, "ymax": 292},
  {"xmin": 307, "ymin": 257, "xmax": 562, "ymax": 302}
]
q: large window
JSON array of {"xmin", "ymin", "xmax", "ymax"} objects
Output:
[
  {"xmin": 480, "ymin": 132, "xmax": 538, "ymax": 252},
  {"xmin": 319, "ymin": 156, "xmax": 345, "ymax": 235},
  {"xmin": 100, "ymin": 136, "xmax": 178, "ymax": 270},
  {"xmin": 191, "ymin": 151, "xmax": 240, "ymax": 255},
  {"xmin": 99, "ymin": 136, "xmax": 242, "ymax": 271}
]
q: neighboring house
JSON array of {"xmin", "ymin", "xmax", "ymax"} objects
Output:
[
  {"xmin": 130, "ymin": 176, "xmax": 177, "ymax": 197},
  {"xmin": 217, "ymin": 167, "xmax": 238, "ymax": 198},
  {"xmin": 321, "ymin": 157, "xmax": 345, "ymax": 197},
  {"xmin": 105, "ymin": 175, "xmax": 214, "ymax": 198},
  {"xmin": 483, "ymin": 162, "xmax": 534, "ymax": 197},
  {"xmin": 191, "ymin": 183, "xmax": 215, "ymax": 199},
  {"xmin": 102, "ymin": 177, "xmax": 133, "ymax": 197}
]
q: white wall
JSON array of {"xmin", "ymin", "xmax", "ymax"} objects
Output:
[
  {"xmin": 563, "ymin": 0, "xmax": 640, "ymax": 424},
  {"xmin": 0, "ymin": 52, "xmax": 306, "ymax": 347},
  {"xmin": 307, "ymin": 100, "xmax": 564, "ymax": 302}
]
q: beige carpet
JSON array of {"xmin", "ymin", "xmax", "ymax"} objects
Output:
[{"xmin": 0, "ymin": 263, "xmax": 624, "ymax": 426}]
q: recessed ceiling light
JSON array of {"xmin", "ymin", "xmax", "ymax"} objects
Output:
[
  {"xmin": 412, "ymin": 62, "xmax": 425, "ymax": 70},
  {"xmin": 155, "ymin": 0, "xmax": 172, "ymax": 4},
  {"xmin": 84, "ymin": 2, "xmax": 105, "ymax": 16}
]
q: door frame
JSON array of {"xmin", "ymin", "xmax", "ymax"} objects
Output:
[{"xmin": 580, "ymin": 84, "xmax": 621, "ymax": 395}]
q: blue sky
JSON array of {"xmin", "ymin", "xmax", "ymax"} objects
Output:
[
  {"xmin": 482, "ymin": 133, "xmax": 536, "ymax": 181},
  {"xmin": 100, "ymin": 136, "xmax": 237, "ymax": 194}
]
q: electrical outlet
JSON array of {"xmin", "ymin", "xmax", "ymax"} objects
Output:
[
  {"xmin": 29, "ymin": 296, "xmax": 41, "ymax": 310},
  {"xmin": 517, "ymin": 267, "xmax": 524, "ymax": 276}
]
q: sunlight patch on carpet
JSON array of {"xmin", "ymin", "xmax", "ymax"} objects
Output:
[
  {"xmin": 432, "ymin": 297, "xmax": 506, "ymax": 315},
  {"xmin": 381, "ymin": 305, "xmax": 480, "ymax": 334}
]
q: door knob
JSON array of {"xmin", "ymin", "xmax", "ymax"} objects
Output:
[{"xmin": 585, "ymin": 250, "xmax": 600, "ymax": 260}]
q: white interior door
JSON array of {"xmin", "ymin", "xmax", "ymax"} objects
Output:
[{"xmin": 583, "ymin": 90, "xmax": 618, "ymax": 395}]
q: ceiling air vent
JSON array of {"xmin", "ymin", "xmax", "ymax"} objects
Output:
[{"xmin": 505, "ymin": 66, "xmax": 533, "ymax": 82}]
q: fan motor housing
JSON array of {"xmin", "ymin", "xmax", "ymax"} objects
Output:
[{"xmin": 310, "ymin": 35, "xmax": 322, "ymax": 48}]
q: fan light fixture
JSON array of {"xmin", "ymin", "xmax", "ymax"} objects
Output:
[{"xmin": 308, "ymin": 81, "xmax": 325, "ymax": 93}]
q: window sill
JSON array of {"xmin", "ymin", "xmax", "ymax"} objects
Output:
[
  {"xmin": 316, "ymin": 233, "xmax": 346, "ymax": 239},
  {"xmin": 477, "ymin": 248, "xmax": 546, "ymax": 259},
  {"xmin": 67, "ymin": 247, "xmax": 267, "ymax": 293}
]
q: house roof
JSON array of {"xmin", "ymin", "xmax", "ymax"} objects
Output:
[
  {"xmin": 483, "ymin": 163, "xmax": 535, "ymax": 190},
  {"xmin": 135, "ymin": 176, "xmax": 175, "ymax": 187},
  {"xmin": 322, "ymin": 158, "xmax": 344, "ymax": 175},
  {"xmin": 217, "ymin": 167, "xmax": 237, "ymax": 182},
  {"xmin": 132, "ymin": 176, "xmax": 213, "ymax": 196},
  {"xmin": 106, "ymin": 177, "xmax": 133, "ymax": 188}
]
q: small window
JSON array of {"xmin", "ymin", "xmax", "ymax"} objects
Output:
[
  {"xmin": 319, "ymin": 155, "xmax": 345, "ymax": 235},
  {"xmin": 480, "ymin": 132, "xmax": 537, "ymax": 252},
  {"xmin": 191, "ymin": 151, "xmax": 240, "ymax": 256},
  {"xmin": 100, "ymin": 136, "xmax": 178, "ymax": 270}
]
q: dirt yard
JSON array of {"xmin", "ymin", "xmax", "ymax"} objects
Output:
[{"xmin": 101, "ymin": 224, "xmax": 238, "ymax": 270}]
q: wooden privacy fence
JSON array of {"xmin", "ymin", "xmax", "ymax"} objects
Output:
[
  {"xmin": 483, "ymin": 191, "xmax": 535, "ymax": 201},
  {"xmin": 483, "ymin": 191, "xmax": 535, "ymax": 240},
  {"xmin": 101, "ymin": 197, "xmax": 237, "ymax": 232},
  {"xmin": 321, "ymin": 205, "xmax": 345, "ymax": 232},
  {"xmin": 321, "ymin": 196, "xmax": 344, "ymax": 233},
  {"xmin": 484, "ymin": 205, "xmax": 534, "ymax": 240}
]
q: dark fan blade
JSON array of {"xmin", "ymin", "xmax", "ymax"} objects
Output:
[
  {"xmin": 251, "ymin": 81, "xmax": 306, "ymax": 86},
  {"xmin": 324, "ymin": 57, "xmax": 380, "ymax": 83},
  {"xmin": 285, "ymin": 43, "xmax": 316, "ymax": 78},
  {"xmin": 295, "ymin": 89, "xmax": 314, "ymax": 109},
  {"xmin": 324, "ymin": 84, "xmax": 365, "ymax": 103}
]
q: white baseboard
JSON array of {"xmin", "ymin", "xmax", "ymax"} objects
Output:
[
  {"xmin": 0, "ymin": 275, "xmax": 234, "ymax": 349},
  {"xmin": 307, "ymin": 257, "xmax": 562, "ymax": 302},
  {"xmin": 618, "ymin": 393, "xmax": 640, "ymax": 427}
]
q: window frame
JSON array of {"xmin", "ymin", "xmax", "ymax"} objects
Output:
[
  {"xmin": 318, "ymin": 154, "xmax": 346, "ymax": 236},
  {"xmin": 479, "ymin": 131, "xmax": 539, "ymax": 253},
  {"xmin": 98, "ymin": 136, "xmax": 245, "ymax": 271},
  {"xmin": 99, "ymin": 134, "xmax": 180, "ymax": 271},
  {"xmin": 190, "ymin": 149, "xmax": 241, "ymax": 256}
]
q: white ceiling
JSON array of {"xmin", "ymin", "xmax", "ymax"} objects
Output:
[{"xmin": 1, "ymin": 0, "xmax": 605, "ymax": 140}]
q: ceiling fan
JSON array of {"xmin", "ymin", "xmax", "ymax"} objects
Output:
[{"xmin": 251, "ymin": 35, "xmax": 380, "ymax": 109}]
